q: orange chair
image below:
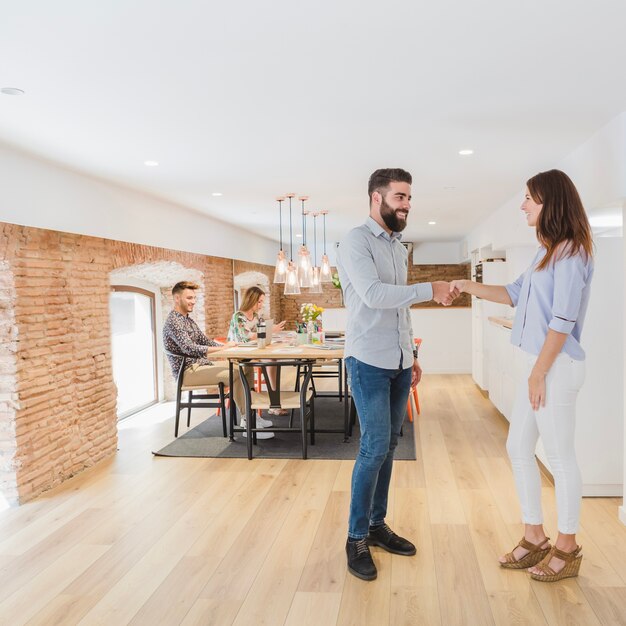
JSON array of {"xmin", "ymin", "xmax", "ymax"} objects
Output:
[{"xmin": 406, "ymin": 338, "xmax": 422, "ymax": 422}]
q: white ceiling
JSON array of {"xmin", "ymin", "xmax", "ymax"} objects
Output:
[{"xmin": 1, "ymin": 0, "xmax": 625, "ymax": 247}]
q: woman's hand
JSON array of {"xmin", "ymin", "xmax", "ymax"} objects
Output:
[
  {"xmin": 273, "ymin": 320, "xmax": 286, "ymax": 332},
  {"xmin": 449, "ymin": 279, "xmax": 468, "ymax": 294},
  {"xmin": 528, "ymin": 368, "xmax": 547, "ymax": 410}
]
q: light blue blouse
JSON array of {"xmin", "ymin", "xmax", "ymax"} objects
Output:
[{"xmin": 505, "ymin": 246, "xmax": 594, "ymax": 360}]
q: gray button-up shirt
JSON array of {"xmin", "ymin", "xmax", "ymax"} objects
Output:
[
  {"xmin": 336, "ymin": 217, "xmax": 433, "ymax": 370},
  {"xmin": 505, "ymin": 246, "xmax": 594, "ymax": 360}
]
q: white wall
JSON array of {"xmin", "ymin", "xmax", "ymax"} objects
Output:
[
  {"xmin": 322, "ymin": 307, "xmax": 472, "ymax": 374},
  {"xmin": 622, "ymin": 206, "xmax": 626, "ymax": 524},
  {"xmin": 466, "ymin": 112, "xmax": 626, "ymax": 253},
  {"xmin": 412, "ymin": 241, "xmax": 464, "ymax": 264},
  {"xmin": 0, "ymin": 142, "xmax": 277, "ymax": 265}
]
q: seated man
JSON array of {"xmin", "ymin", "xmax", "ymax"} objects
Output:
[{"xmin": 163, "ymin": 281, "xmax": 273, "ymax": 439}]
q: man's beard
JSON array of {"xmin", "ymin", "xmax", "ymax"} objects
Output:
[{"xmin": 380, "ymin": 197, "xmax": 408, "ymax": 232}]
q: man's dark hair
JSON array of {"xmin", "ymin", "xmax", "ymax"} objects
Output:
[
  {"xmin": 172, "ymin": 281, "xmax": 200, "ymax": 296},
  {"xmin": 368, "ymin": 168, "xmax": 412, "ymax": 204}
]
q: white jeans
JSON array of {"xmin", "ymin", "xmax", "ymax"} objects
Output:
[{"xmin": 507, "ymin": 353, "xmax": 585, "ymax": 534}]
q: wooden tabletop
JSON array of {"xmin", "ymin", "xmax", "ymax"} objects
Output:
[{"xmin": 211, "ymin": 343, "xmax": 344, "ymax": 360}]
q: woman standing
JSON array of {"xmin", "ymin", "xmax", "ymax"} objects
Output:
[
  {"xmin": 451, "ymin": 170, "xmax": 594, "ymax": 582},
  {"xmin": 227, "ymin": 286, "xmax": 286, "ymax": 418}
]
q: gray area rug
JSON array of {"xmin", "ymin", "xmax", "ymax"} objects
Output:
[{"xmin": 153, "ymin": 396, "xmax": 416, "ymax": 460}]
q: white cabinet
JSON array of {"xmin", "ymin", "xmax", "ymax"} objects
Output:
[{"xmin": 471, "ymin": 261, "xmax": 510, "ymax": 390}]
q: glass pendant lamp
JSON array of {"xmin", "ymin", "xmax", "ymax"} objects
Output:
[
  {"xmin": 273, "ymin": 196, "xmax": 287, "ymax": 283},
  {"xmin": 308, "ymin": 212, "xmax": 322, "ymax": 294},
  {"xmin": 297, "ymin": 196, "xmax": 313, "ymax": 288},
  {"xmin": 284, "ymin": 193, "xmax": 301, "ymax": 295},
  {"xmin": 320, "ymin": 210, "xmax": 332, "ymax": 282}
]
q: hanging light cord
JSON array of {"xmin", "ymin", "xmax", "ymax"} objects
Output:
[
  {"xmin": 278, "ymin": 200, "xmax": 283, "ymax": 251},
  {"xmin": 289, "ymin": 196, "xmax": 293, "ymax": 261},
  {"xmin": 323, "ymin": 212, "xmax": 327, "ymax": 254},
  {"xmin": 313, "ymin": 214, "xmax": 318, "ymax": 265}
]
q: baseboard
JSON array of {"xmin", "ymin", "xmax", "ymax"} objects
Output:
[
  {"xmin": 581, "ymin": 484, "xmax": 624, "ymax": 497},
  {"xmin": 619, "ymin": 506, "xmax": 626, "ymax": 526}
]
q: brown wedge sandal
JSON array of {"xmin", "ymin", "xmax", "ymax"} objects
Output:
[
  {"xmin": 530, "ymin": 545, "xmax": 583, "ymax": 582},
  {"xmin": 500, "ymin": 537, "xmax": 551, "ymax": 570}
]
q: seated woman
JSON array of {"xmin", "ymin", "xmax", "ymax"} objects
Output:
[{"xmin": 228, "ymin": 286, "xmax": 287, "ymax": 417}]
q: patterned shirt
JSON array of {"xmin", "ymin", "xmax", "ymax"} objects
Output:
[
  {"xmin": 162, "ymin": 310, "xmax": 219, "ymax": 377},
  {"xmin": 227, "ymin": 311, "xmax": 259, "ymax": 343}
]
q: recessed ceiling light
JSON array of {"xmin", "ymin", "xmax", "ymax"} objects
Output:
[
  {"xmin": 458, "ymin": 149, "xmax": 474, "ymax": 156},
  {"xmin": 1, "ymin": 87, "xmax": 24, "ymax": 96},
  {"xmin": 211, "ymin": 192, "xmax": 223, "ymax": 197},
  {"xmin": 144, "ymin": 160, "xmax": 159, "ymax": 167},
  {"xmin": 296, "ymin": 233, "xmax": 303, "ymax": 238},
  {"xmin": 428, "ymin": 221, "xmax": 437, "ymax": 225},
  {"xmin": 444, "ymin": 186, "xmax": 456, "ymax": 190}
]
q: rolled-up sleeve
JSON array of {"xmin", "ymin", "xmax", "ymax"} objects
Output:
[
  {"xmin": 549, "ymin": 254, "xmax": 588, "ymax": 335},
  {"xmin": 338, "ymin": 231, "xmax": 433, "ymax": 308},
  {"xmin": 505, "ymin": 272, "xmax": 525, "ymax": 307}
]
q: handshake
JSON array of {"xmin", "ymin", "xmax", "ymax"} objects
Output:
[{"xmin": 431, "ymin": 279, "xmax": 468, "ymax": 306}]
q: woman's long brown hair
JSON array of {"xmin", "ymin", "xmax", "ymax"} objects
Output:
[
  {"xmin": 528, "ymin": 169, "xmax": 594, "ymax": 271},
  {"xmin": 240, "ymin": 286, "xmax": 265, "ymax": 313}
]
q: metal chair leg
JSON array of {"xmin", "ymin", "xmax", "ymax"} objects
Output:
[
  {"xmin": 175, "ymin": 385, "xmax": 183, "ymax": 437},
  {"xmin": 218, "ymin": 384, "xmax": 227, "ymax": 437},
  {"xmin": 187, "ymin": 390, "xmax": 193, "ymax": 427}
]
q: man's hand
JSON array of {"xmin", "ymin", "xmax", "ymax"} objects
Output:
[
  {"xmin": 432, "ymin": 281, "xmax": 456, "ymax": 306},
  {"xmin": 207, "ymin": 341, "xmax": 236, "ymax": 357},
  {"xmin": 411, "ymin": 358, "xmax": 422, "ymax": 387}
]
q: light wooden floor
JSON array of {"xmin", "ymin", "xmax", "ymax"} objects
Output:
[{"xmin": 1, "ymin": 374, "xmax": 625, "ymax": 625}]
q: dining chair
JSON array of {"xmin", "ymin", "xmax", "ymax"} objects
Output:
[
  {"xmin": 406, "ymin": 338, "xmax": 422, "ymax": 422},
  {"xmin": 165, "ymin": 349, "xmax": 230, "ymax": 438},
  {"xmin": 237, "ymin": 359, "xmax": 315, "ymax": 459}
]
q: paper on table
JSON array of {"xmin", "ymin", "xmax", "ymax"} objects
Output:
[{"xmin": 270, "ymin": 346, "xmax": 304, "ymax": 353}]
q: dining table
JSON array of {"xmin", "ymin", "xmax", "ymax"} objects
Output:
[{"xmin": 210, "ymin": 341, "xmax": 350, "ymax": 442}]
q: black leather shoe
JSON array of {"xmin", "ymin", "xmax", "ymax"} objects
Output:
[
  {"xmin": 346, "ymin": 538, "xmax": 377, "ymax": 581},
  {"xmin": 367, "ymin": 523, "xmax": 416, "ymax": 556}
]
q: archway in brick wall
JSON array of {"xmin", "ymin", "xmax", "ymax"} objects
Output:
[
  {"xmin": 233, "ymin": 271, "xmax": 271, "ymax": 318},
  {"xmin": 0, "ymin": 261, "xmax": 18, "ymax": 507},
  {"xmin": 110, "ymin": 262, "xmax": 204, "ymax": 403}
]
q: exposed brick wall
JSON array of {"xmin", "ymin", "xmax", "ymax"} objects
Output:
[
  {"xmin": 408, "ymin": 263, "xmax": 471, "ymax": 308},
  {"xmin": 233, "ymin": 260, "xmax": 282, "ymax": 323},
  {"xmin": 0, "ymin": 260, "xmax": 18, "ymax": 505},
  {"xmin": 0, "ymin": 223, "xmax": 269, "ymax": 505},
  {"xmin": 1, "ymin": 225, "xmax": 118, "ymax": 505}
]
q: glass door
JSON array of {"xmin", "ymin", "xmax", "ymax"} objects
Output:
[{"xmin": 109, "ymin": 287, "xmax": 158, "ymax": 419}]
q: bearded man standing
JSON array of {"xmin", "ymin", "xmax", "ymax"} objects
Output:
[{"xmin": 336, "ymin": 168, "xmax": 456, "ymax": 580}]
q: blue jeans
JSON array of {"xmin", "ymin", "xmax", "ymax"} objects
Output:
[{"xmin": 345, "ymin": 357, "xmax": 412, "ymax": 539}]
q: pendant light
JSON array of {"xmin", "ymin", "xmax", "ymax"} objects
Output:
[
  {"xmin": 320, "ymin": 210, "xmax": 332, "ymax": 282},
  {"xmin": 297, "ymin": 196, "xmax": 313, "ymax": 288},
  {"xmin": 309, "ymin": 212, "xmax": 322, "ymax": 294},
  {"xmin": 284, "ymin": 193, "xmax": 301, "ymax": 295},
  {"xmin": 273, "ymin": 196, "xmax": 287, "ymax": 283}
]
